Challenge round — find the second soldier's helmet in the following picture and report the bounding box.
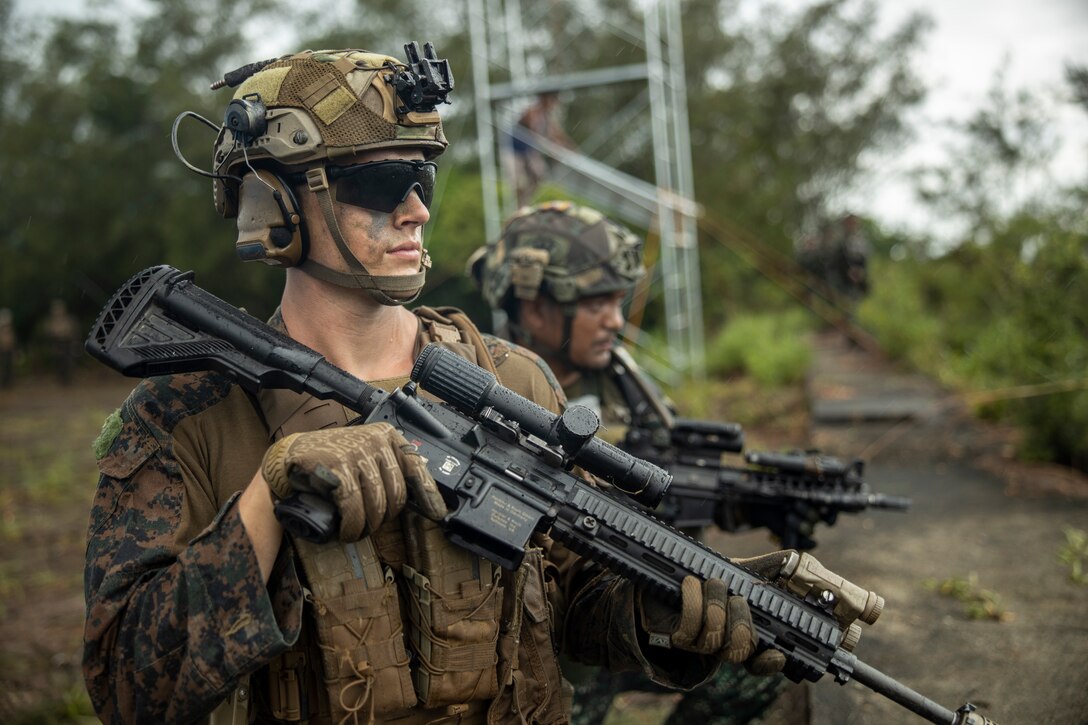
[205,45,452,304]
[469,201,645,316]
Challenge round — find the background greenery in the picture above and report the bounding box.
[1,0,1085,471]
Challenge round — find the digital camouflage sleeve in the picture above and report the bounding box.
[83,373,303,722]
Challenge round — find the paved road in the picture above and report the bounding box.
[708,332,1088,725]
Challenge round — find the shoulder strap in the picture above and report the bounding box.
[610,346,675,429]
[414,306,500,378]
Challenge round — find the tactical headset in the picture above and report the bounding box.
[222,94,308,268]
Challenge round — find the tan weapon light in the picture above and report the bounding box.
[780,551,885,628]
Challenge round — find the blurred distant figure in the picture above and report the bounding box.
[45,299,78,385]
[510,92,576,205]
[797,213,871,301]
[0,308,15,388]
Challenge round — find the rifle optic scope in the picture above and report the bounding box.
[412,344,671,508]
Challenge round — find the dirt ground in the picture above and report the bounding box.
[771,333,1088,725]
[1,334,1087,724]
[0,370,135,723]
[606,332,1088,725]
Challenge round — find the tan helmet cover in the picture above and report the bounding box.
[213,48,447,214]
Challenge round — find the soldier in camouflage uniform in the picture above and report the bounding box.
[83,48,805,724]
[469,202,790,725]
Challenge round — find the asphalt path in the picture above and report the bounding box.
[706,333,1088,725]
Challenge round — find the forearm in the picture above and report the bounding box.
[84,485,302,722]
[237,471,284,582]
[562,567,717,690]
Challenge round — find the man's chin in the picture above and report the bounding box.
[575,350,613,371]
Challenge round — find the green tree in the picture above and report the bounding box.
[862,67,1088,470]
[0,0,286,350]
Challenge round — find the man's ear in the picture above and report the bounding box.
[520,296,548,335]
[518,296,552,337]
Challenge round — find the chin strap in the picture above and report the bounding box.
[300,167,429,306]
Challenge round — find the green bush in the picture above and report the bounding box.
[861,223,1088,470]
[705,310,813,387]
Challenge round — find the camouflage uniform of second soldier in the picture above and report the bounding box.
[83,50,773,725]
[470,203,787,725]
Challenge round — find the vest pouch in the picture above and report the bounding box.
[490,548,569,725]
[294,537,417,720]
[403,512,503,708]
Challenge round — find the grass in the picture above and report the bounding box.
[1058,527,1088,585]
[923,574,1014,622]
[0,376,126,723]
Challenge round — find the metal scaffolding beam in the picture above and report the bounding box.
[468,0,705,378]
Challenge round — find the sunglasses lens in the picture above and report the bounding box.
[333,161,436,213]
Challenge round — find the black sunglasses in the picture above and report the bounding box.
[323,159,437,214]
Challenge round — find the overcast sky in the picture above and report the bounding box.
[860,0,1088,234]
[13,0,1088,237]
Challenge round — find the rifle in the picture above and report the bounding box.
[612,349,910,548]
[85,265,995,725]
[624,421,911,549]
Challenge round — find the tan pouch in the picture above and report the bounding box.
[294,537,417,719]
[489,548,569,725]
[403,512,503,708]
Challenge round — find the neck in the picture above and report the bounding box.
[280,268,419,381]
[538,349,581,389]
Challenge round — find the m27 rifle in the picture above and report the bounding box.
[85,266,996,725]
[612,349,909,548]
[624,420,911,549]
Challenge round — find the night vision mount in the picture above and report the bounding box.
[389,41,454,114]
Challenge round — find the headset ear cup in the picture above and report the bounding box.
[224,97,267,140]
[234,170,305,267]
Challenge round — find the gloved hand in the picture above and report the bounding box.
[640,550,799,675]
[261,423,448,542]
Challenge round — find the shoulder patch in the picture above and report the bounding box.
[93,409,123,461]
[95,372,236,479]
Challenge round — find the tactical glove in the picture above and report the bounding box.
[640,551,807,675]
[261,423,448,542]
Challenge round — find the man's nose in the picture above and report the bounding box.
[393,186,430,226]
[602,303,625,330]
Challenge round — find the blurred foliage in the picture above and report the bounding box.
[860,71,1088,470]
[923,574,1014,622]
[705,309,814,386]
[1058,527,1088,585]
[0,0,289,350]
[0,0,927,344]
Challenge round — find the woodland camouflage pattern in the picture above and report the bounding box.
[83,312,716,723]
[471,201,645,310]
[84,372,303,721]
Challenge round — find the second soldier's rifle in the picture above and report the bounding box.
[624,420,911,549]
[611,349,910,548]
[84,265,995,725]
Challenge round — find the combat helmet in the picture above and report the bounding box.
[205,43,452,305]
[469,201,644,319]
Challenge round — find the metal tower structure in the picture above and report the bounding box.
[467,0,705,378]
